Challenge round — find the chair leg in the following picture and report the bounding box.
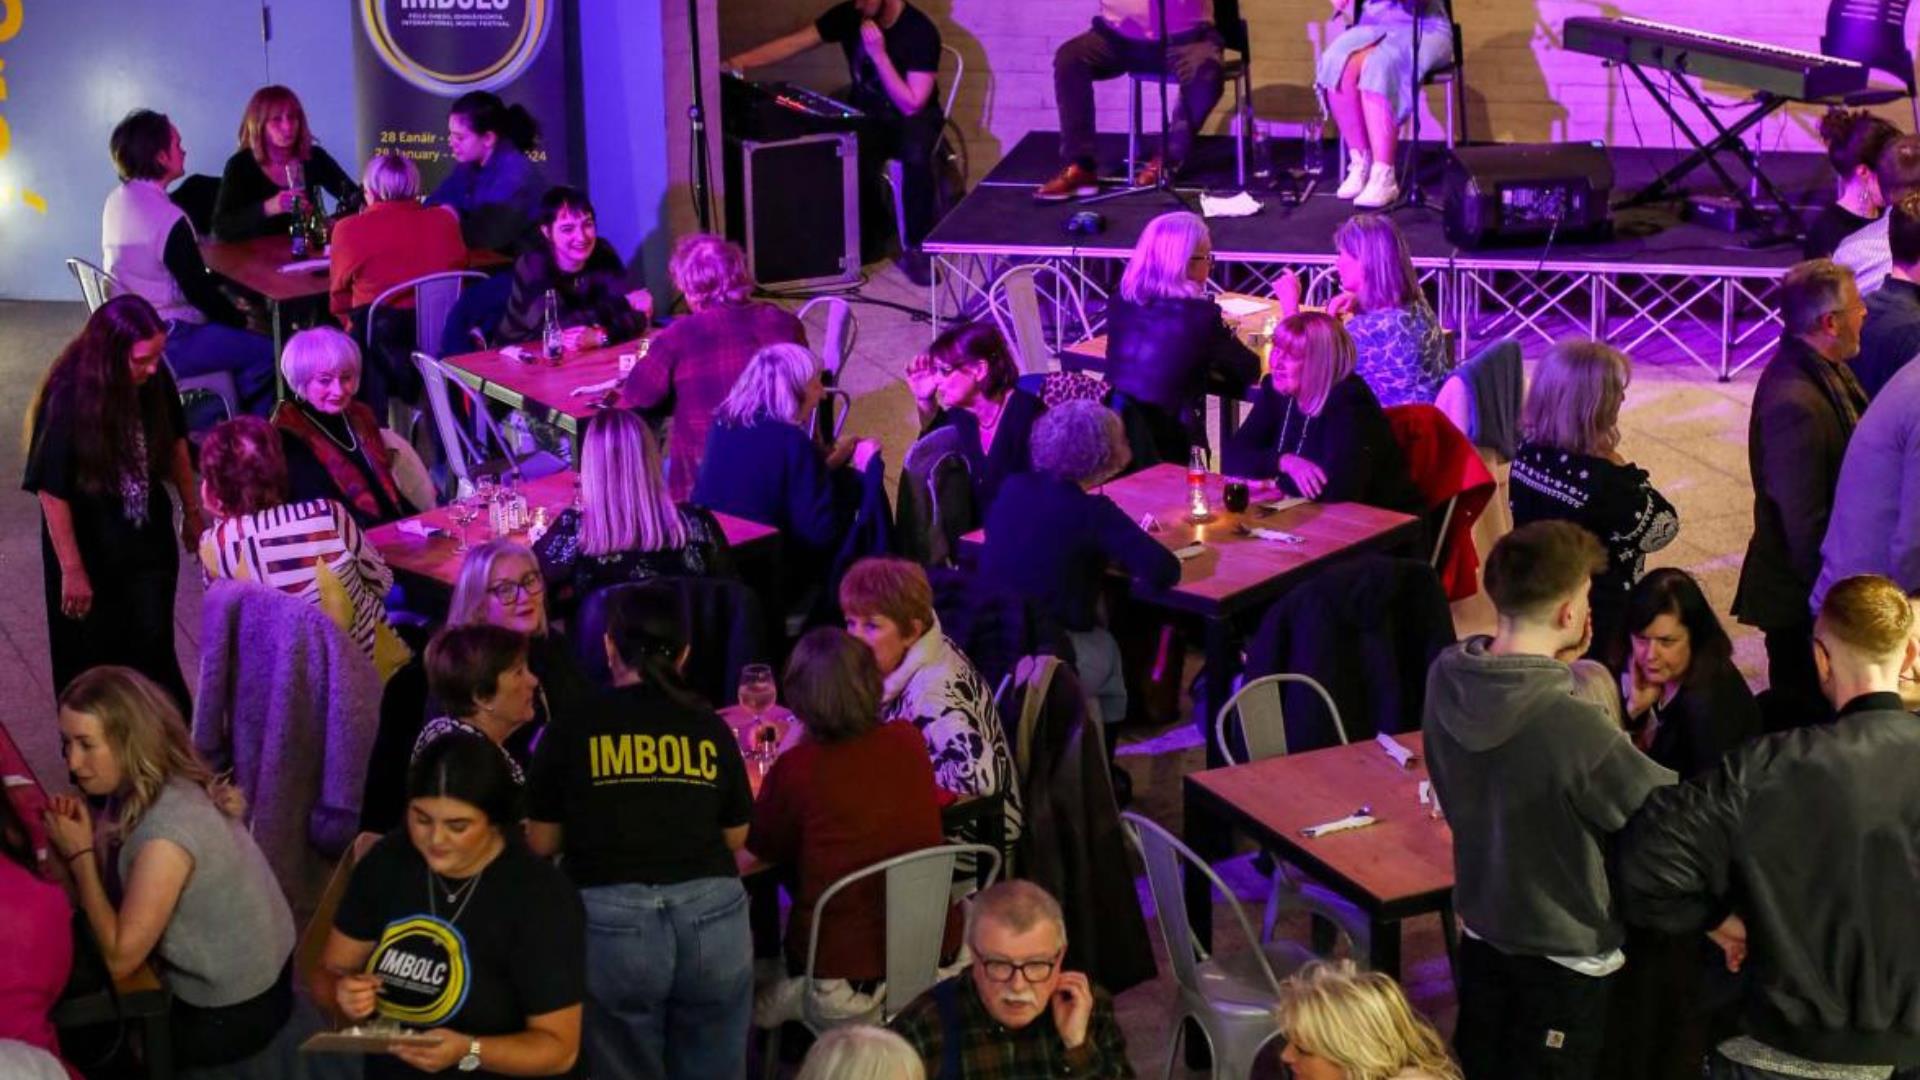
[1261,865,1284,943]
[1128,78,1142,177]
[1446,77,1457,149]
[1160,1015,1184,1080]
[1234,68,1249,188]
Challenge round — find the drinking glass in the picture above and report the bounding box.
[1223,480,1251,515]
[283,162,306,212]
[1301,118,1326,178]
[448,496,479,553]
[737,663,780,764]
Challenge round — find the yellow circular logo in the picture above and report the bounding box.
[360,0,552,96]
[366,916,470,1026]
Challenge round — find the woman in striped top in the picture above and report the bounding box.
[196,417,406,678]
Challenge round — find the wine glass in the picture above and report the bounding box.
[283,161,306,215]
[737,663,778,762]
[448,495,478,553]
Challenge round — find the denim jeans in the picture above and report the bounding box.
[1066,627,1127,727]
[164,319,277,415]
[581,876,754,1080]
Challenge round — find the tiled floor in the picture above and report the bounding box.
[0,258,1768,1073]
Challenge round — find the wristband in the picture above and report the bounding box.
[66,848,94,864]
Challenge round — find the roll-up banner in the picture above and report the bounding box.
[351,0,578,191]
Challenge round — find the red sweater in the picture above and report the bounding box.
[328,199,469,322]
[748,721,959,980]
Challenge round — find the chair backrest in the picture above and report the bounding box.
[1213,672,1347,766]
[985,265,1095,376]
[411,350,535,488]
[1823,0,1918,93]
[1213,0,1250,55]
[368,270,493,357]
[65,257,120,312]
[940,44,966,120]
[1119,812,1281,995]
[797,295,858,380]
[804,843,1003,1025]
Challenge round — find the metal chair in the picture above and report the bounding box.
[985,264,1095,376]
[1121,812,1316,1079]
[1126,7,1256,186]
[1214,675,1372,957]
[797,295,859,381]
[1820,0,1920,130]
[366,271,492,434]
[66,256,239,424]
[410,351,567,494]
[761,842,1002,1078]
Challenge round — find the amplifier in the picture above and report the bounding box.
[1442,143,1614,249]
[723,131,862,291]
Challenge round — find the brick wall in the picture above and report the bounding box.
[720,0,1910,181]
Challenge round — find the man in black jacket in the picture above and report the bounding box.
[1733,259,1869,726]
[1424,522,1676,1079]
[1620,574,1920,1077]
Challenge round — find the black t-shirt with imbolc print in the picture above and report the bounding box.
[528,682,754,889]
[333,835,585,1079]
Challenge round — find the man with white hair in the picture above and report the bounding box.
[890,880,1132,1078]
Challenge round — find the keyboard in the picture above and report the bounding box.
[1563,15,1867,101]
[721,73,866,143]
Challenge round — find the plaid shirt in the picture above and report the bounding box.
[616,301,806,499]
[890,974,1134,1079]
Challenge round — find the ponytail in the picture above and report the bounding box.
[449,91,540,153]
[604,586,708,711]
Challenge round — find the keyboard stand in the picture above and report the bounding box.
[1614,61,1801,238]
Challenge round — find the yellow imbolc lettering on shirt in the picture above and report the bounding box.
[589,734,721,781]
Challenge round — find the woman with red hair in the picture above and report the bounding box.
[212,85,360,241]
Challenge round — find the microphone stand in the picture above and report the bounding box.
[1393,0,1448,212]
[686,0,716,231]
[1081,0,1192,209]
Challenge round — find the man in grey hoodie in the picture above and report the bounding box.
[1424,521,1676,1079]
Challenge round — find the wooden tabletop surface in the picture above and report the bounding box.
[444,339,644,434]
[962,463,1420,619]
[1187,732,1454,917]
[365,469,776,586]
[200,233,508,304]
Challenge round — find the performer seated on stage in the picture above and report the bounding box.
[725,0,944,284]
[1317,0,1455,210]
[1035,0,1226,201]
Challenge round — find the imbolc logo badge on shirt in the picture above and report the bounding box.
[588,733,724,785]
[368,916,471,1026]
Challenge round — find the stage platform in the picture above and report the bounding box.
[924,132,1830,379]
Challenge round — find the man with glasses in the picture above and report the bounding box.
[1620,574,1920,1079]
[891,880,1131,1077]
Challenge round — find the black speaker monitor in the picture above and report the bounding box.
[1443,143,1614,249]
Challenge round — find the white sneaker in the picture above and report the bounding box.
[1335,152,1372,199]
[1353,162,1400,209]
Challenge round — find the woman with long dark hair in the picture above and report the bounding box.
[1612,567,1760,779]
[23,294,199,709]
[425,91,548,254]
[527,587,754,1080]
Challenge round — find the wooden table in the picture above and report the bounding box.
[443,339,640,438]
[365,469,777,587]
[1183,732,1455,977]
[961,463,1422,758]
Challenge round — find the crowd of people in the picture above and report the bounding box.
[7,13,1920,1078]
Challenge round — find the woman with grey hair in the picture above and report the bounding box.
[978,400,1180,726]
[796,1026,926,1080]
[271,326,415,527]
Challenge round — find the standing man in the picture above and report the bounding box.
[1733,259,1869,727]
[1423,521,1675,1080]
[1035,0,1226,200]
[1620,574,1920,1079]
[726,0,945,284]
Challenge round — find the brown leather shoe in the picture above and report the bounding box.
[1132,156,1174,187]
[1035,163,1099,202]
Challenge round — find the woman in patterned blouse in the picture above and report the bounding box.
[533,408,730,606]
[1509,340,1679,665]
[1276,213,1450,407]
[197,416,406,678]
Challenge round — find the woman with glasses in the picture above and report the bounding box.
[904,321,1047,518]
[1102,211,1260,466]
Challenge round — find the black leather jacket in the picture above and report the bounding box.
[1618,693,1920,1067]
[1103,295,1259,419]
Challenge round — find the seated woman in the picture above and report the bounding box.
[533,409,730,603]
[272,326,417,528]
[426,91,549,255]
[1806,109,1897,260]
[317,736,584,1080]
[0,795,76,1079]
[103,110,276,414]
[1222,311,1422,513]
[526,588,754,1080]
[44,667,317,1077]
[1276,961,1463,1080]
[415,623,541,782]
[1613,568,1760,779]
[748,628,958,1027]
[978,400,1181,728]
[1317,0,1455,209]
[212,84,360,242]
[1278,214,1449,407]
[691,344,879,571]
[496,185,651,349]
[905,321,1047,518]
[618,233,807,498]
[1509,340,1678,662]
[197,415,406,678]
[1104,211,1259,465]
[839,556,1022,839]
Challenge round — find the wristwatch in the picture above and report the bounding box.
[457,1038,482,1072]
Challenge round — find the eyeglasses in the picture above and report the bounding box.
[1189,251,1215,265]
[486,573,546,602]
[977,952,1062,983]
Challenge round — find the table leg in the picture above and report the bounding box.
[1197,616,1238,768]
[144,1008,172,1080]
[1368,916,1402,977]
[271,302,287,402]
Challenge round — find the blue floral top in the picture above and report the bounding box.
[1347,304,1450,407]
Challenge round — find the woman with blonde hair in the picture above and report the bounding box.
[1510,339,1677,660]
[1277,214,1449,407]
[212,84,360,241]
[41,666,319,1077]
[1276,961,1461,1080]
[534,408,731,598]
[1104,211,1260,464]
[796,1025,927,1080]
[619,233,807,497]
[1223,312,1419,512]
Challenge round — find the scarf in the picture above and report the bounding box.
[272,400,402,522]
